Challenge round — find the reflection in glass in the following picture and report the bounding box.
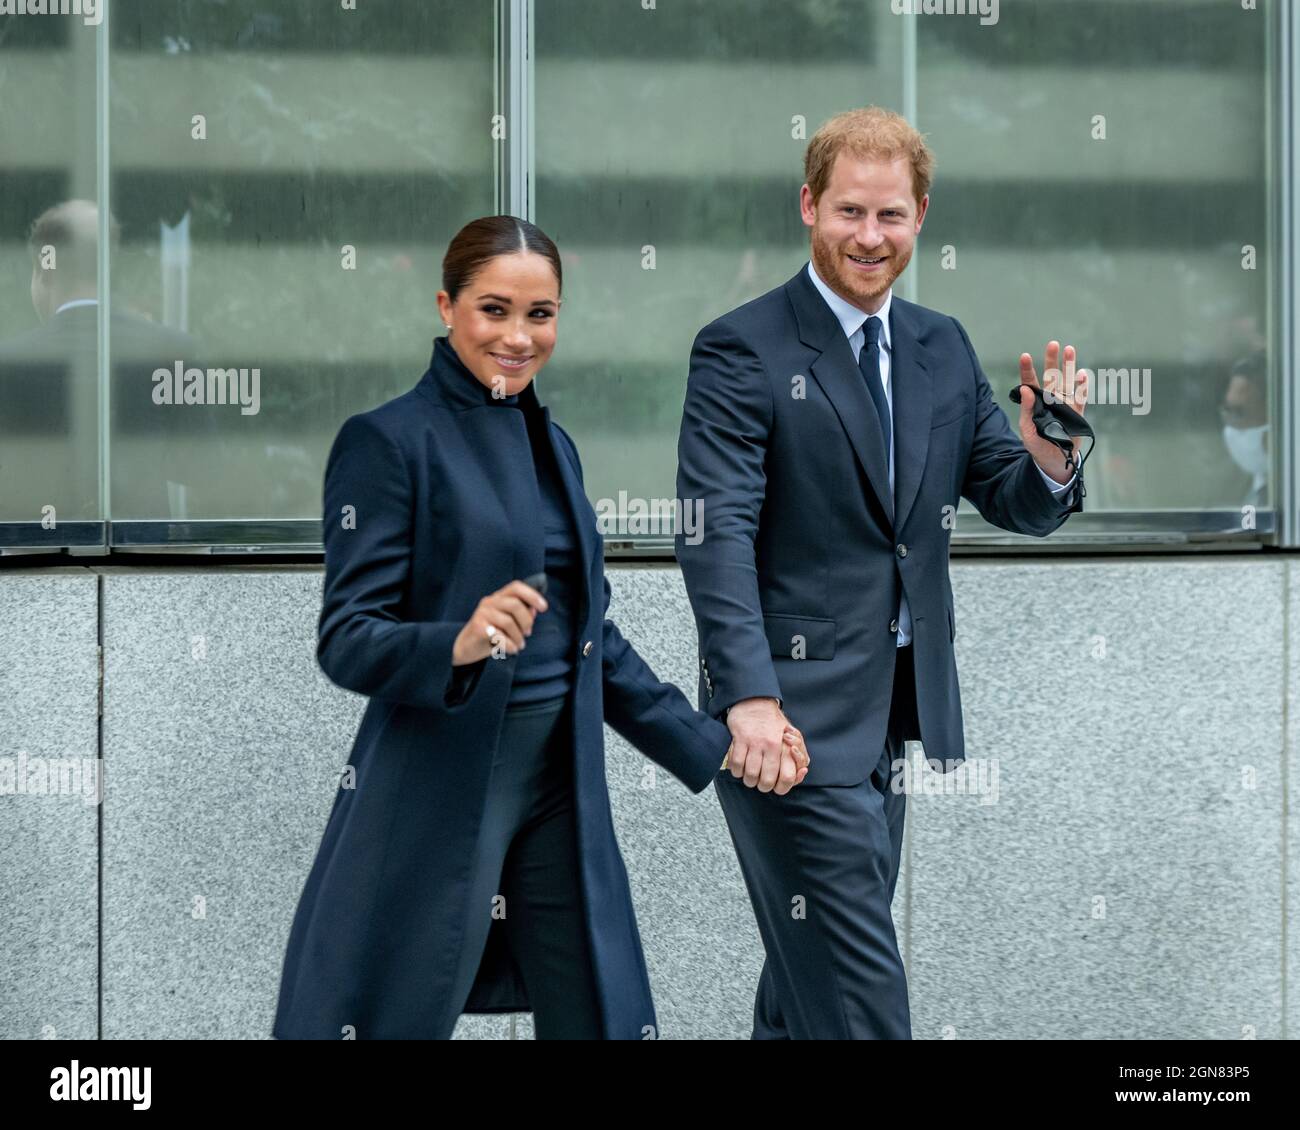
[108,0,495,520]
[0,17,101,525]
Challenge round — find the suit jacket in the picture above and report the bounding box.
[273,335,731,1039]
[675,264,1083,786]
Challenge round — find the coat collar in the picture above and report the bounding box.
[412,333,598,630]
[417,334,545,415]
[784,264,934,534]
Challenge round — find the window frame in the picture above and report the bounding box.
[0,0,1291,558]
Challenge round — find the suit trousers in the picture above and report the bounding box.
[714,643,919,1039]
[448,694,604,1038]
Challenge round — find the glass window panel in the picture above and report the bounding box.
[914,0,1273,523]
[536,0,1278,543]
[0,14,102,531]
[3,0,1282,549]
[107,0,495,523]
[535,0,905,525]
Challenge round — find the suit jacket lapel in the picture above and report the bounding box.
[789,267,894,527]
[889,298,933,534]
[787,269,937,535]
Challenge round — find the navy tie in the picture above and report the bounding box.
[858,315,891,464]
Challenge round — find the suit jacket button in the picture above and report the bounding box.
[582,640,593,657]
[889,618,899,633]
[896,543,908,557]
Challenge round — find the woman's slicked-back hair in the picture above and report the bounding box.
[442,215,562,303]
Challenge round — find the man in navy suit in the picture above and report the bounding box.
[675,106,1089,1039]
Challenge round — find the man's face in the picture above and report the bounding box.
[801,152,928,314]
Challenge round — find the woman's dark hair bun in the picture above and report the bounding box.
[442,215,562,302]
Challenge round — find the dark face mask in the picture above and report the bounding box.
[1009,384,1096,495]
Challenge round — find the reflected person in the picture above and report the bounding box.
[1219,351,1268,509]
[0,199,201,521]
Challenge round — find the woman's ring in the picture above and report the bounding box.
[485,624,498,641]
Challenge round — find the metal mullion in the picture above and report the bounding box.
[94,0,111,552]
[1278,0,1297,546]
[496,0,533,221]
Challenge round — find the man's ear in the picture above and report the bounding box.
[799,183,817,227]
[914,193,929,232]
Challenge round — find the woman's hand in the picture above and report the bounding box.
[452,580,549,665]
[722,703,810,794]
[781,724,811,793]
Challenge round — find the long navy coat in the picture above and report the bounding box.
[273,336,731,1040]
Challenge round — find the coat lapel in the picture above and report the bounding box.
[466,407,546,587]
[889,297,933,534]
[418,337,547,590]
[418,337,598,632]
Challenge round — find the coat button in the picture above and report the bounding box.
[582,640,593,657]
[896,543,908,557]
[889,618,899,633]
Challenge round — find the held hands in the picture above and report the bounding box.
[724,697,810,796]
[1017,341,1090,484]
[452,580,548,665]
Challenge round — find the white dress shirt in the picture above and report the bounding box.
[804,260,1074,647]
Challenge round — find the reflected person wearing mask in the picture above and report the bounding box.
[1219,352,1268,509]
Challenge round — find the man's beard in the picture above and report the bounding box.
[811,229,911,309]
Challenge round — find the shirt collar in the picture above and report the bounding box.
[805,259,892,350]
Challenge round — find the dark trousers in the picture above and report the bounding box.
[448,696,603,1039]
[714,643,919,1039]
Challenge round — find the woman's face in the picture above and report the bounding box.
[436,251,560,397]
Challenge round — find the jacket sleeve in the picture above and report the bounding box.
[952,316,1083,537]
[317,413,487,711]
[674,319,783,719]
[552,424,731,794]
[599,576,733,794]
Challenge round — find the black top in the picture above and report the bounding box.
[507,405,581,706]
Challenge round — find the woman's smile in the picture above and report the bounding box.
[489,352,534,370]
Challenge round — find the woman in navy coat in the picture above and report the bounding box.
[273,215,808,1040]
